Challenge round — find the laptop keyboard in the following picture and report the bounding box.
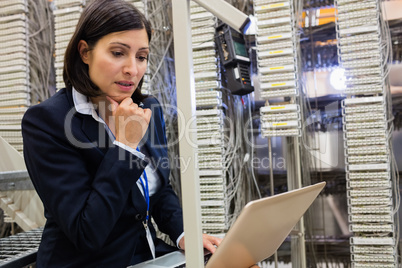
[174,253,212,268]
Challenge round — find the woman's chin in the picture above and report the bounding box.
[109,95,131,104]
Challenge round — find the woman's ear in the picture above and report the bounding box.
[78,40,90,64]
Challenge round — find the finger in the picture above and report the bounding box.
[203,235,221,253]
[204,234,222,246]
[143,108,152,122]
[106,96,118,114]
[120,97,134,107]
[210,235,222,245]
[213,237,222,246]
[203,241,217,254]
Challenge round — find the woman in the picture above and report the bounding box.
[22,0,220,266]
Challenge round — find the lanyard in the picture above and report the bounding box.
[137,147,156,259]
[137,146,150,227]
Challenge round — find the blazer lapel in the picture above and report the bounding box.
[131,182,148,214]
[65,87,111,155]
[80,115,112,155]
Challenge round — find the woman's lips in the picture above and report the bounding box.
[115,81,134,91]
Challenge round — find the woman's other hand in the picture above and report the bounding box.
[178,234,222,253]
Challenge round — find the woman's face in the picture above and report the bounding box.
[79,29,149,103]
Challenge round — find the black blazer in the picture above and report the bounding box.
[22,88,183,267]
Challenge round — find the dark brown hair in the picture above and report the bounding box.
[63,0,151,102]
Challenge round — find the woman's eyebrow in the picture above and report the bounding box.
[110,42,149,51]
[110,42,130,49]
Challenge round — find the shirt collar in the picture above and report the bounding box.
[72,87,103,124]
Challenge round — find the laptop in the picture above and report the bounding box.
[129,182,326,268]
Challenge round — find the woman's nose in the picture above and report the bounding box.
[123,57,138,77]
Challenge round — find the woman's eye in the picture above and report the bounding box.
[112,51,124,57]
[137,56,148,62]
